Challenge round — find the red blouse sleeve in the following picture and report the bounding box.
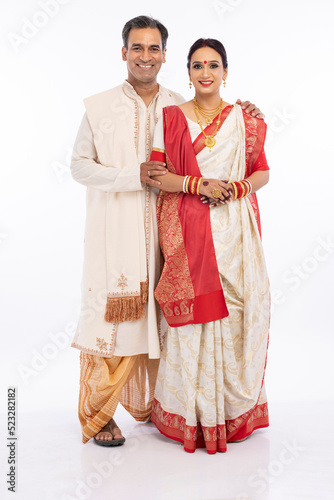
[150,149,166,162]
[252,145,269,172]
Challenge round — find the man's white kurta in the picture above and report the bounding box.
[71,81,184,358]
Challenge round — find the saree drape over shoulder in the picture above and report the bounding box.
[150,104,270,453]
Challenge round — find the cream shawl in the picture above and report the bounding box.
[71,82,184,357]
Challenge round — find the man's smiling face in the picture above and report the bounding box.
[122,27,166,86]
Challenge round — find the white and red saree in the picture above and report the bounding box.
[150,104,270,453]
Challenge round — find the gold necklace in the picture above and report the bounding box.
[193,98,223,125]
[193,99,224,149]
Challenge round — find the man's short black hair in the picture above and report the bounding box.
[122,15,168,50]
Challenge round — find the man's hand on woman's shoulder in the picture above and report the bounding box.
[236,99,265,119]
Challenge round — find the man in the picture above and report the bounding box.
[71,15,263,446]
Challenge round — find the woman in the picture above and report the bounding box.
[149,38,270,454]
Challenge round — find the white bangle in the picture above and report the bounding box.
[183,175,189,193]
[244,179,252,194]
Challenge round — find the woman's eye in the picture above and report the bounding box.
[210,64,218,69]
[193,64,202,69]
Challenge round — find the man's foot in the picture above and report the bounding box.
[93,418,125,447]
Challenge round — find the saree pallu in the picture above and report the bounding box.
[151,104,270,453]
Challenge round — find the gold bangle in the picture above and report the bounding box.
[197,177,202,195]
[190,176,197,195]
[231,182,237,199]
[243,179,251,196]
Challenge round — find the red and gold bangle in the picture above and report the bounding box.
[190,176,197,195]
[231,180,251,199]
[237,182,244,198]
[185,176,203,195]
[192,177,200,195]
[241,181,247,197]
[235,182,240,198]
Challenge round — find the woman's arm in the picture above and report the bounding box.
[245,170,269,193]
[150,171,184,192]
[151,171,232,200]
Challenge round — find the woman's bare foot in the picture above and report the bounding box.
[93,418,125,446]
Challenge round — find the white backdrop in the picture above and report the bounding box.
[1,0,333,423]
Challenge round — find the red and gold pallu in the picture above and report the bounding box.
[150,105,270,453]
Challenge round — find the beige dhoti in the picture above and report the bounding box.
[79,353,159,443]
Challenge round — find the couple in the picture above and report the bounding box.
[71,15,270,454]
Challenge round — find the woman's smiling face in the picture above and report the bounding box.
[189,47,228,95]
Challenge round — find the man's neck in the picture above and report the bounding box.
[127,79,159,107]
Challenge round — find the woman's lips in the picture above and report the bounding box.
[199,81,213,86]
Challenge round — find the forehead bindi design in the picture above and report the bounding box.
[192,60,221,65]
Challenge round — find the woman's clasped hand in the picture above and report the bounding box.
[199,178,233,206]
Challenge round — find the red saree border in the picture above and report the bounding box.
[151,399,269,454]
[243,111,267,237]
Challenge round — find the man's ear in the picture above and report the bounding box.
[162,48,167,63]
[121,46,127,61]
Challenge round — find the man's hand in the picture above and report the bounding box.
[236,99,265,119]
[140,161,167,187]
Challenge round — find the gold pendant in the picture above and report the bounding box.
[206,118,213,125]
[204,136,216,148]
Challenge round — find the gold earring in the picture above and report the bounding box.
[223,79,226,88]
[189,80,192,89]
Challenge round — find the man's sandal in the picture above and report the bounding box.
[93,418,126,447]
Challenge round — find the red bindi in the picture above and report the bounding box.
[204,60,207,64]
